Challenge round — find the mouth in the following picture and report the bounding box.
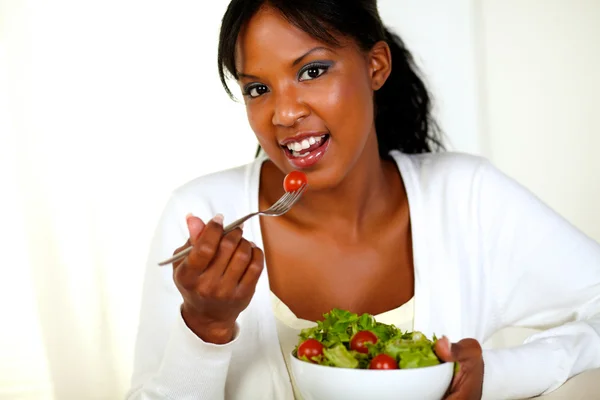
[282,134,329,157]
[280,133,331,169]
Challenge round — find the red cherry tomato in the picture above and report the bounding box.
[283,171,308,192]
[350,330,378,354]
[297,339,324,362]
[369,354,399,370]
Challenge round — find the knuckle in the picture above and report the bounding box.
[220,235,240,253]
[234,287,253,301]
[232,240,252,263]
[251,248,265,267]
[214,287,232,301]
[196,242,216,258]
[237,283,258,300]
[196,280,216,298]
[248,259,264,275]
[174,271,196,293]
[233,247,252,264]
[252,247,265,262]
[454,338,483,359]
[460,338,481,349]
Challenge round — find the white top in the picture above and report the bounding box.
[270,292,415,400]
[126,151,600,400]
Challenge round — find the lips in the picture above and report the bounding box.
[281,133,331,169]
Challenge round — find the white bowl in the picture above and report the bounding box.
[290,353,453,400]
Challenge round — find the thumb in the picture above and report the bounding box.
[186,213,206,244]
[434,336,454,363]
[435,337,482,363]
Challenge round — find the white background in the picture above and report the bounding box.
[1,0,598,398]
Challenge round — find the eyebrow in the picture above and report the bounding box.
[292,46,334,66]
[237,46,336,80]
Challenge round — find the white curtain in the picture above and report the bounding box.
[0,1,256,398]
[1,0,598,399]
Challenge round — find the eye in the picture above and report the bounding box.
[299,63,331,82]
[245,84,269,98]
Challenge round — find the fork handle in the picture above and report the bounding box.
[222,212,258,235]
[158,246,193,266]
[157,212,258,266]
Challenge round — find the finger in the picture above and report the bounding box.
[439,338,484,400]
[237,245,264,297]
[219,238,253,293]
[451,338,482,362]
[186,213,206,245]
[435,337,482,363]
[203,227,244,280]
[173,257,198,293]
[170,214,206,269]
[434,336,454,362]
[172,238,191,269]
[434,337,463,396]
[444,375,483,400]
[187,214,224,272]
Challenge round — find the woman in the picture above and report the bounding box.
[127,0,600,399]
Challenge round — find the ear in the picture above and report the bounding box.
[368,41,392,91]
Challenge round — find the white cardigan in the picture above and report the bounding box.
[127,151,600,400]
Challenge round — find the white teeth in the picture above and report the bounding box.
[285,135,327,155]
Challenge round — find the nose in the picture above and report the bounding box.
[271,86,310,127]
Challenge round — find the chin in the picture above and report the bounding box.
[264,143,349,190]
[297,165,348,193]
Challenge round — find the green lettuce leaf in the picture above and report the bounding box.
[323,344,360,369]
[294,308,442,370]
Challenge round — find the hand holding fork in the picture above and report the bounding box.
[159,183,308,345]
[158,183,307,266]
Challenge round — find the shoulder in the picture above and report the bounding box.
[395,150,554,237]
[395,150,488,175]
[392,151,491,196]
[396,151,538,205]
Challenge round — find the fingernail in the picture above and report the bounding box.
[239,222,245,230]
[250,241,257,248]
[212,214,224,225]
[185,213,194,230]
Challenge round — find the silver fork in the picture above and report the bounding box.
[157,183,308,266]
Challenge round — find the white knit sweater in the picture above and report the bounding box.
[127,151,600,400]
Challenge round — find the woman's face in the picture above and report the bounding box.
[235,6,391,189]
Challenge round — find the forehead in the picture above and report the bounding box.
[235,6,336,73]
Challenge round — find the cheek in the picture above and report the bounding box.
[246,102,275,147]
[316,72,374,138]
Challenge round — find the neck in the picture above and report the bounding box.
[268,135,405,235]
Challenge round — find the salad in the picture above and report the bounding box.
[293,308,443,370]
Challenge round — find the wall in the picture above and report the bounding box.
[481,0,600,242]
[480,0,600,352]
[379,0,484,155]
